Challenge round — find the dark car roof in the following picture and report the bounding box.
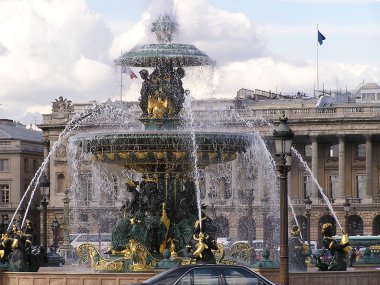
[143,264,274,285]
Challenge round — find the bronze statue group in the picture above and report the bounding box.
[289,222,350,272]
[0,219,47,272]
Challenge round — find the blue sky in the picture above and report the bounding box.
[0,0,379,124]
[85,0,380,65]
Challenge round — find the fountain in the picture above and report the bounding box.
[68,15,257,272]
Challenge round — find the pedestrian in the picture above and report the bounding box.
[349,248,357,267]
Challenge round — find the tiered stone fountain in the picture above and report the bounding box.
[74,15,253,272]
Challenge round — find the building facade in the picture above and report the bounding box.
[0,119,43,242]
[38,84,380,248]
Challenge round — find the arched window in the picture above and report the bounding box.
[372,215,380,235]
[347,215,363,236]
[238,216,256,241]
[56,173,65,193]
[214,216,229,238]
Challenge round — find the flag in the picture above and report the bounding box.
[121,66,138,79]
[318,30,326,45]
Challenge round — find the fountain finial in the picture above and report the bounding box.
[151,15,178,43]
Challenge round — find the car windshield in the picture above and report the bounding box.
[143,267,188,284]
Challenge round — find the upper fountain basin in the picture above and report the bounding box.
[115,43,215,67]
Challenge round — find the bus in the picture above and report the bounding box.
[334,235,380,248]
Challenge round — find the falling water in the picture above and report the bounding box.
[288,195,302,240]
[292,147,343,231]
[183,96,203,230]
[11,101,137,230]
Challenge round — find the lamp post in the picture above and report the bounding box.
[304,196,312,245]
[273,112,294,285]
[51,218,60,252]
[343,198,351,234]
[40,173,50,256]
[247,189,256,265]
[261,196,269,250]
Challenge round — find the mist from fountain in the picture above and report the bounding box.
[292,148,343,232]
[9,102,131,231]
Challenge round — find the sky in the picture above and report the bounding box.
[0,0,379,125]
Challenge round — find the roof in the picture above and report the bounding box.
[361,83,380,90]
[0,125,42,142]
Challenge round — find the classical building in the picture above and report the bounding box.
[0,119,43,241]
[38,84,380,248]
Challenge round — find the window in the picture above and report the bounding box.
[303,175,312,198]
[356,144,366,157]
[57,174,65,193]
[222,267,260,285]
[80,214,88,222]
[0,159,9,171]
[328,175,338,199]
[33,160,38,173]
[222,177,232,199]
[24,158,29,173]
[189,268,219,285]
[329,144,338,158]
[305,144,312,157]
[0,184,10,203]
[79,173,92,203]
[356,175,366,198]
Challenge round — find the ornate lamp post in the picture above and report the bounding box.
[261,196,269,249]
[51,218,60,252]
[304,196,312,245]
[40,173,50,255]
[343,198,351,234]
[273,113,294,285]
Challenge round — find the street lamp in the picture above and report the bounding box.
[40,173,50,256]
[51,218,60,252]
[343,198,351,234]
[273,112,294,285]
[261,196,269,250]
[304,196,312,245]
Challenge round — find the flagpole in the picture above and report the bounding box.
[120,51,123,102]
[317,24,319,97]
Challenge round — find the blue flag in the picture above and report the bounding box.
[318,30,326,45]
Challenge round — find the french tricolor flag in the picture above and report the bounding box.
[121,66,138,79]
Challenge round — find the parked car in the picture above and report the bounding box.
[216,237,231,248]
[130,264,275,285]
[47,251,66,267]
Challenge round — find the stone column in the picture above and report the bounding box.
[364,135,373,202]
[311,136,319,200]
[338,135,346,201]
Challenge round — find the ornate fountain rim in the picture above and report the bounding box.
[115,43,215,67]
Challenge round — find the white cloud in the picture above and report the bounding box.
[0,0,379,125]
[213,58,380,97]
[0,0,115,124]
